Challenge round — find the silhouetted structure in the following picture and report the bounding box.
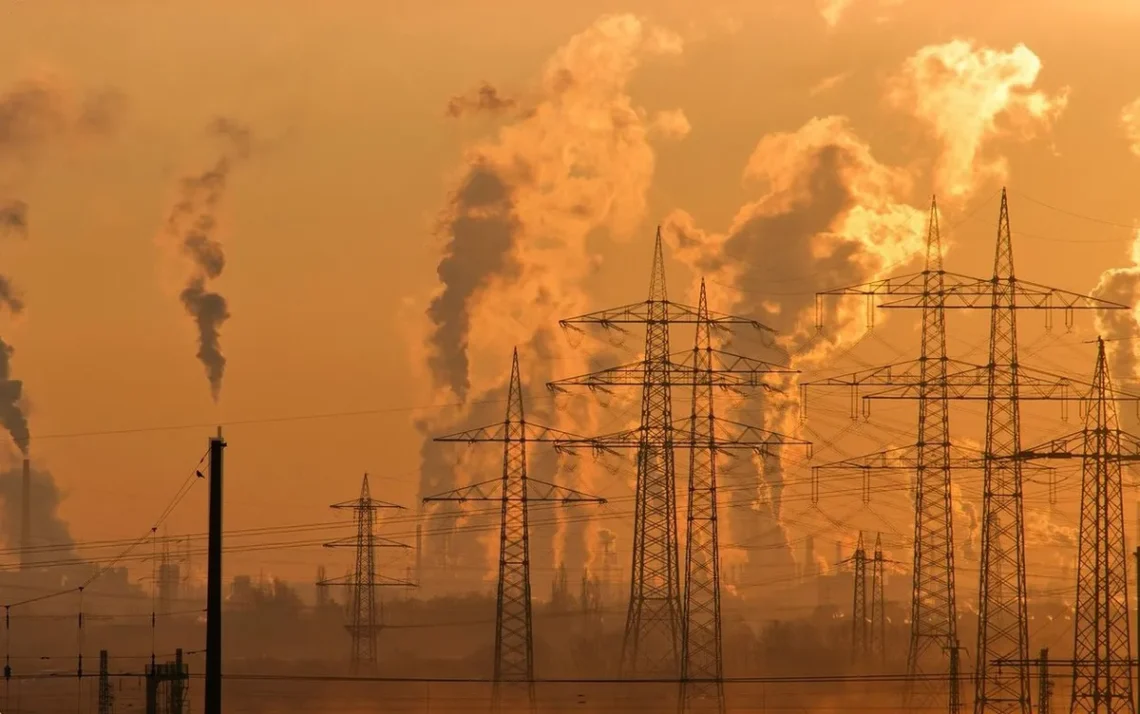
[321,474,411,672]
[427,348,604,711]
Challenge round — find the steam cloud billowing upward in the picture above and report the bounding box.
[0,461,72,557]
[1092,233,1140,381]
[446,83,517,119]
[662,38,1066,585]
[165,118,252,402]
[888,39,1068,199]
[418,14,688,590]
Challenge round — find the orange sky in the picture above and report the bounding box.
[1,0,1140,596]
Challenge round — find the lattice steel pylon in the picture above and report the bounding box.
[803,190,1132,713]
[321,475,412,672]
[852,532,869,662]
[550,232,790,678]
[871,533,886,666]
[973,187,1031,714]
[1013,338,1139,714]
[426,348,605,712]
[680,280,725,713]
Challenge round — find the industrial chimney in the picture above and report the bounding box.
[19,457,29,571]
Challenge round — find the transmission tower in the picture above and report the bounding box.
[549,233,795,678]
[805,191,1130,713]
[1013,339,1140,713]
[679,280,727,713]
[852,532,868,662]
[320,475,412,672]
[98,649,112,714]
[1039,649,1053,714]
[871,533,886,666]
[425,348,605,712]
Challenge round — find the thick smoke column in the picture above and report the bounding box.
[418,14,688,591]
[0,339,28,456]
[164,118,251,402]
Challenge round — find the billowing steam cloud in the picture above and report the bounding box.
[425,13,687,402]
[164,118,252,402]
[663,115,928,583]
[1092,232,1140,381]
[418,14,688,592]
[888,39,1068,199]
[446,83,517,119]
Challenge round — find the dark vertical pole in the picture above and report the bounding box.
[19,458,29,571]
[205,428,225,714]
[1135,546,1139,714]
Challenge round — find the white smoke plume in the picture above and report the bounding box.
[1092,232,1140,381]
[163,118,252,402]
[888,39,1069,200]
[663,114,929,589]
[417,14,688,590]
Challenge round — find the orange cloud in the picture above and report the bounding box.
[1120,98,1140,158]
[888,39,1069,199]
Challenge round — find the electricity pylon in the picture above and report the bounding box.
[871,533,886,666]
[320,474,412,672]
[805,191,1130,713]
[426,348,605,712]
[549,233,792,678]
[1012,338,1140,714]
[852,532,868,662]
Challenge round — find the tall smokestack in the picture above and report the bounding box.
[204,427,225,714]
[19,457,28,571]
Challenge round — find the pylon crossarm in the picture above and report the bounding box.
[323,536,410,549]
[877,274,1130,312]
[811,443,1055,474]
[524,478,607,504]
[559,300,776,334]
[422,479,503,502]
[547,356,787,393]
[1010,428,1140,461]
[433,422,587,444]
[330,498,405,510]
[319,574,416,588]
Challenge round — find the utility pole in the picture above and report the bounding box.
[805,191,1129,713]
[321,475,412,673]
[548,233,791,678]
[426,348,605,712]
[204,427,225,714]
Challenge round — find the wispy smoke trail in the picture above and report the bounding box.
[418,14,688,591]
[165,118,251,402]
[0,78,124,235]
[446,83,517,119]
[888,39,1068,200]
